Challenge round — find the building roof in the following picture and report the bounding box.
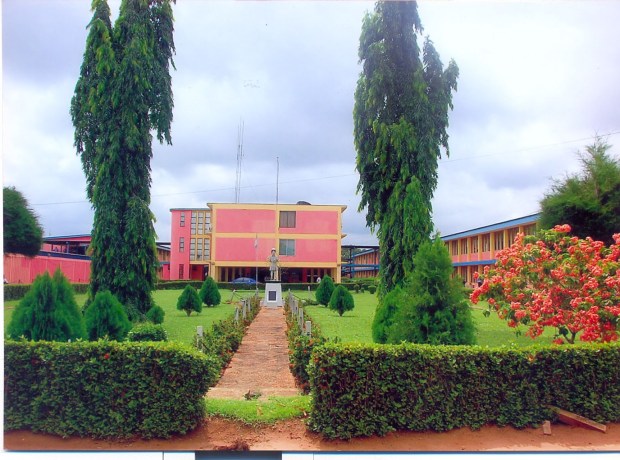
[441,213,540,242]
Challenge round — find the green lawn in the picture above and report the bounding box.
[3,288,252,346]
[298,291,558,348]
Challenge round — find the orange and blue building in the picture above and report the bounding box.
[170,202,347,283]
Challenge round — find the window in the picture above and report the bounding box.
[279,239,295,256]
[279,211,296,228]
[460,239,468,255]
[191,213,197,235]
[179,264,184,279]
[494,231,504,251]
[197,212,204,235]
[451,241,458,256]
[471,237,479,254]
[180,212,185,227]
[508,227,519,244]
[190,238,196,260]
[204,238,211,258]
[197,238,203,260]
[179,237,185,252]
[482,234,491,252]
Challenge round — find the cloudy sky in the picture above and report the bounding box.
[3,0,619,247]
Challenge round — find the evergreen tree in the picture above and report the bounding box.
[199,276,221,307]
[3,186,43,257]
[145,304,165,324]
[354,1,458,295]
[371,286,405,343]
[328,285,355,317]
[315,275,335,306]
[84,290,132,341]
[540,138,620,245]
[71,0,175,320]
[177,285,202,316]
[386,238,476,345]
[7,271,85,341]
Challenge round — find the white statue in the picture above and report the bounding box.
[268,248,279,281]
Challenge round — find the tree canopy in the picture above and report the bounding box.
[539,138,620,245]
[353,0,458,295]
[3,186,43,257]
[71,0,175,319]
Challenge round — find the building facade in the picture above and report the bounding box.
[441,213,539,287]
[170,202,347,283]
[4,234,171,284]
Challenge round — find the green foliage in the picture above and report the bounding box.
[540,138,620,245]
[84,290,132,341]
[193,295,261,372]
[307,342,620,439]
[368,285,377,294]
[315,275,335,306]
[127,323,168,342]
[3,186,43,257]
[7,271,85,342]
[328,285,355,317]
[177,285,202,316]
[71,0,176,319]
[199,276,221,307]
[354,1,458,295]
[4,340,219,438]
[387,238,476,345]
[145,304,165,324]
[371,286,405,344]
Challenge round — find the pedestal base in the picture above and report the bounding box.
[262,282,283,308]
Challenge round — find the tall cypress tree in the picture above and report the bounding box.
[71,0,175,319]
[354,1,458,295]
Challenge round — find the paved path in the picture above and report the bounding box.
[207,306,299,400]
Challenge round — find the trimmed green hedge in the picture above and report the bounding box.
[4,340,219,439]
[307,342,620,439]
[4,283,89,301]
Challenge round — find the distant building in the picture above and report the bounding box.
[442,213,539,287]
[340,214,540,283]
[3,234,171,284]
[343,245,380,279]
[170,202,347,283]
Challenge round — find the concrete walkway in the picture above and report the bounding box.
[207,306,299,400]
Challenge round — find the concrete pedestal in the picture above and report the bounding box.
[263,282,283,307]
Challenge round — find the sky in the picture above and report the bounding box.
[2,0,620,247]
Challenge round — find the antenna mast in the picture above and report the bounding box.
[235,119,244,203]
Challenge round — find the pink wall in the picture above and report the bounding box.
[4,254,91,284]
[285,239,338,263]
[215,237,276,262]
[279,210,339,235]
[215,209,276,233]
[170,209,191,279]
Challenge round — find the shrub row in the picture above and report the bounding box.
[194,294,261,374]
[4,340,220,439]
[4,283,89,301]
[307,342,620,439]
[284,295,328,393]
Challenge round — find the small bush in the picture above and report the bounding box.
[199,276,221,307]
[128,323,168,342]
[315,275,335,306]
[371,286,405,344]
[177,284,202,316]
[84,290,132,341]
[328,285,355,316]
[368,285,377,294]
[146,304,165,324]
[7,270,85,341]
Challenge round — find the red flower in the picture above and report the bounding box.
[103,353,110,360]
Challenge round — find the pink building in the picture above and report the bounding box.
[4,234,171,284]
[170,202,347,283]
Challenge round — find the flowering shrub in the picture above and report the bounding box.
[471,225,620,344]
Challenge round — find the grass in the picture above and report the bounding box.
[3,288,256,345]
[297,291,559,348]
[205,395,310,425]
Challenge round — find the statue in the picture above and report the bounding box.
[268,248,279,281]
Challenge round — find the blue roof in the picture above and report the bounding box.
[441,213,540,242]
